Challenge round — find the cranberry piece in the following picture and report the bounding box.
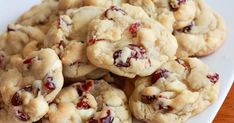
[22,85,33,92]
[177,22,194,33]
[44,77,56,91]
[128,44,147,59]
[141,95,157,104]
[129,22,141,37]
[76,85,83,96]
[152,69,169,84]
[77,98,90,109]
[23,57,35,65]
[11,92,23,106]
[207,73,219,84]
[169,0,186,11]
[88,38,105,45]
[88,118,98,123]
[158,103,173,114]
[113,50,131,67]
[100,110,114,123]
[113,44,148,67]
[82,80,94,92]
[16,110,30,121]
[0,53,6,69]
[104,6,127,18]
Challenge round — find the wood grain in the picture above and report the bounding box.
[213,84,234,123]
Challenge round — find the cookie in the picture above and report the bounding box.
[129,58,219,123]
[0,49,63,122]
[42,80,132,123]
[17,0,59,33]
[44,6,108,81]
[0,24,45,55]
[129,0,226,57]
[86,4,178,78]
[174,0,226,57]
[58,0,126,10]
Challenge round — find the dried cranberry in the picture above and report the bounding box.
[88,38,105,45]
[88,118,98,123]
[169,0,186,11]
[100,110,114,123]
[129,22,141,37]
[82,80,94,92]
[141,95,157,104]
[23,57,35,65]
[177,22,194,33]
[77,98,90,109]
[158,103,173,114]
[16,110,30,121]
[22,85,33,92]
[104,6,127,18]
[113,50,131,67]
[113,44,148,67]
[0,53,6,69]
[44,77,56,91]
[207,73,219,84]
[76,85,83,96]
[11,92,23,106]
[152,69,169,84]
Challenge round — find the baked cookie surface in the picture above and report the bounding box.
[0,49,63,122]
[42,80,132,123]
[129,0,226,57]
[129,58,219,123]
[86,4,178,78]
[44,6,108,81]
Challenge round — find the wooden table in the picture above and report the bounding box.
[213,84,234,123]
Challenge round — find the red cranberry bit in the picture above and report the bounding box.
[158,102,173,114]
[16,110,30,121]
[113,50,131,67]
[169,0,186,11]
[88,118,98,123]
[88,38,105,45]
[128,44,148,59]
[76,85,84,96]
[177,22,194,33]
[152,69,169,84]
[129,22,141,37]
[77,98,90,109]
[113,44,148,67]
[11,92,23,106]
[104,6,127,18]
[100,110,114,123]
[44,77,56,91]
[207,73,219,84]
[0,53,6,69]
[141,95,157,104]
[23,57,35,66]
[82,80,94,92]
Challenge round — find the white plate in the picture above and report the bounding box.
[0,0,234,123]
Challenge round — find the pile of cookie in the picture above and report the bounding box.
[0,0,226,123]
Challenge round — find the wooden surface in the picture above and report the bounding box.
[213,84,234,123]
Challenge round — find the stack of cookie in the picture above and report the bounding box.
[0,0,226,123]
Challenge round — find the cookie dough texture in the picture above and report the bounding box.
[86,4,178,78]
[58,0,126,10]
[0,49,63,122]
[129,58,219,123]
[129,0,227,57]
[44,6,108,81]
[42,80,132,123]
